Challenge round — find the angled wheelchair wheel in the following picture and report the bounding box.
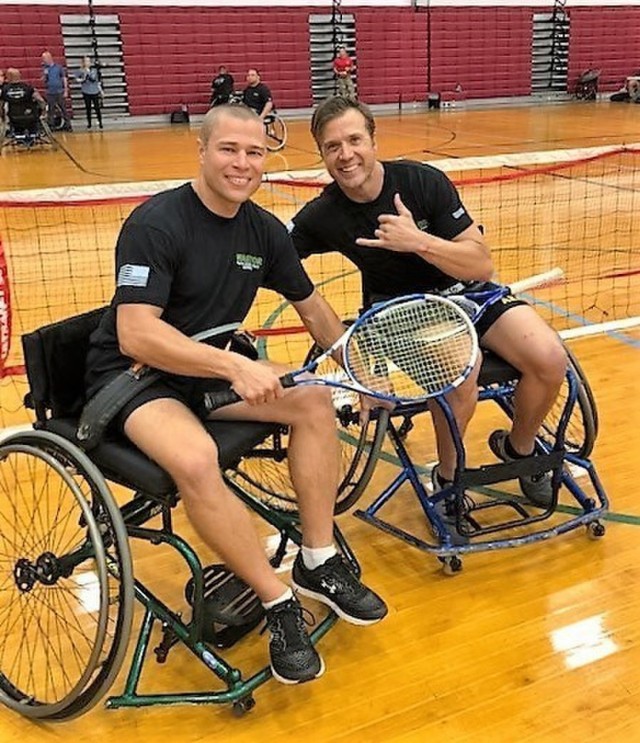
[226,408,387,516]
[265,115,287,152]
[0,430,133,720]
[538,344,598,459]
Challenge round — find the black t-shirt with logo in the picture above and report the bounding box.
[242,83,273,114]
[1,81,37,118]
[86,183,313,392]
[290,160,474,302]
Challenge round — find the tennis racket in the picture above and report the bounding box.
[205,293,480,412]
[441,268,564,324]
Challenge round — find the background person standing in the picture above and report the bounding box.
[41,50,72,131]
[333,47,356,100]
[76,56,103,129]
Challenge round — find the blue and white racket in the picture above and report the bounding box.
[205,293,480,411]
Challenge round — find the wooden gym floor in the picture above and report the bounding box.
[0,101,639,742]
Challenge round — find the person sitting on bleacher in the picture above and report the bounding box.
[1,68,46,135]
[241,68,273,120]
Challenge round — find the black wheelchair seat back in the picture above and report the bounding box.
[21,307,280,497]
[22,306,107,421]
[8,106,41,133]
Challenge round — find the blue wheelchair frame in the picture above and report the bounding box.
[353,352,609,573]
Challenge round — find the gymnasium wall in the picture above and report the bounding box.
[1,3,639,116]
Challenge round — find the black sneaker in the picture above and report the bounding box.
[429,466,470,547]
[264,598,324,685]
[291,553,388,626]
[488,429,553,508]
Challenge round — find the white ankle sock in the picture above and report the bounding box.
[301,545,337,571]
[262,586,293,610]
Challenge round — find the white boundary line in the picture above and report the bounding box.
[559,316,640,341]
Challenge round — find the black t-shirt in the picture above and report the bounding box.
[212,72,234,98]
[290,160,474,301]
[242,83,273,114]
[86,183,314,391]
[1,81,37,118]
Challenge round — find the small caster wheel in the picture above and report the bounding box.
[440,555,463,575]
[233,695,256,717]
[587,521,605,540]
[153,647,168,664]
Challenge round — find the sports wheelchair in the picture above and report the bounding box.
[262,113,287,152]
[0,307,384,720]
[304,326,609,575]
[574,68,601,101]
[0,104,57,150]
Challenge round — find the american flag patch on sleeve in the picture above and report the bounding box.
[117,264,150,288]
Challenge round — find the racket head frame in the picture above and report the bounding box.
[340,293,480,403]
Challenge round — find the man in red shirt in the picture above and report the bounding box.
[333,47,356,100]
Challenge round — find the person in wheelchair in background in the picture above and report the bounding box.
[210,64,235,107]
[84,104,387,687]
[241,67,274,121]
[0,68,47,143]
[289,96,568,514]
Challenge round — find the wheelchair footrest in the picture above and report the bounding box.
[458,450,564,489]
[185,564,265,649]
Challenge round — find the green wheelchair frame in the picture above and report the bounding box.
[0,308,386,720]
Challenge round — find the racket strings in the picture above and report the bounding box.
[346,298,476,400]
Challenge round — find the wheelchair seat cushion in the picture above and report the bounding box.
[478,351,520,386]
[44,417,280,499]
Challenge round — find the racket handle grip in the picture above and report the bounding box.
[204,388,242,412]
[205,374,297,410]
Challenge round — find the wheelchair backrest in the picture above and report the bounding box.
[21,307,108,421]
[4,90,39,126]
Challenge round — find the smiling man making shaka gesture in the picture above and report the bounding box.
[289,97,567,524]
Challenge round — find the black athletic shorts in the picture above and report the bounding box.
[111,375,231,434]
[365,290,528,340]
[88,332,257,435]
[474,292,528,339]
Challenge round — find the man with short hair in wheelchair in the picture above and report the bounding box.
[84,104,387,686]
[1,68,46,139]
[242,67,274,121]
[290,97,568,519]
